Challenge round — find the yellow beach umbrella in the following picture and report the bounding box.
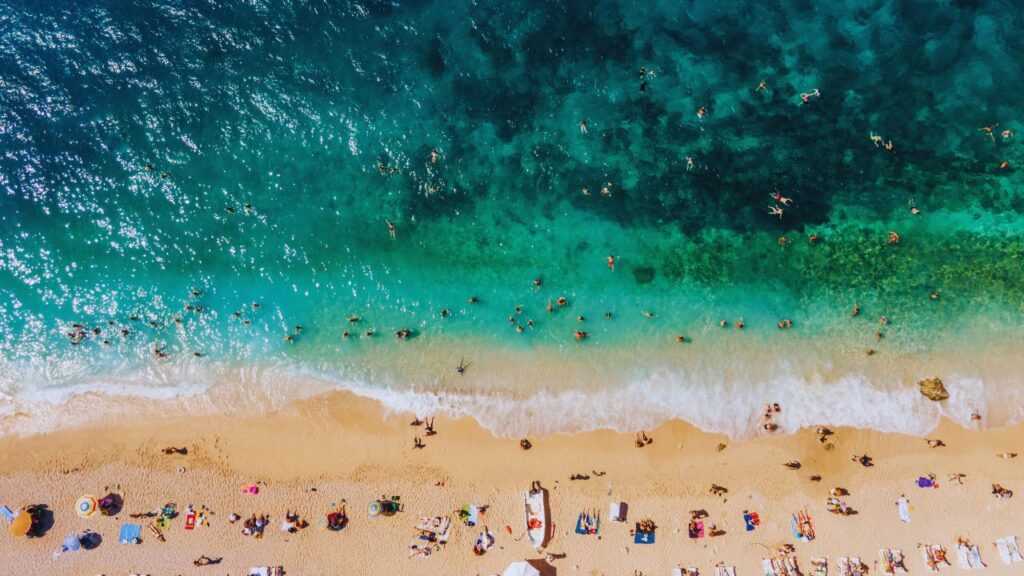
[8,511,31,536]
[75,495,98,518]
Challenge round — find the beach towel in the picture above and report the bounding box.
[896,497,911,523]
[575,513,590,535]
[763,558,779,576]
[745,513,756,531]
[185,510,197,530]
[610,502,626,522]
[1007,536,1024,562]
[968,545,985,568]
[119,524,142,544]
[791,516,806,541]
[916,477,936,488]
[1,506,14,523]
[689,520,704,539]
[716,566,736,576]
[468,505,479,526]
[634,529,655,544]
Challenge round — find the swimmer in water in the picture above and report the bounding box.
[582,186,591,196]
[1001,129,1013,140]
[686,155,695,172]
[771,192,793,206]
[887,231,900,245]
[909,200,921,215]
[870,132,883,147]
[607,255,616,271]
[641,310,656,319]
[557,297,568,307]
[579,120,588,134]
[756,79,767,93]
[430,149,439,164]
[979,124,998,142]
[697,107,707,119]
[851,305,860,317]
[601,182,613,196]
[769,205,784,219]
[573,330,588,341]
[386,219,396,240]
[800,88,820,104]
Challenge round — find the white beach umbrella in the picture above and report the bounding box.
[503,561,541,576]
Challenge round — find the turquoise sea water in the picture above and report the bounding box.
[2,0,1024,437]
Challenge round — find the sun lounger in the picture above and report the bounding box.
[968,545,986,568]
[784,556,801,576]
[891,550,907,572]
[1,506,14,523]
[837,557,852,576]
[715,566,736,576]
[248,568,283,576]
[811,558,827,576]
[1006,536,1024,562]
[610,502,626,522]
[880,550,894,575]
[850,558,865,576]
[763,559,780,576]
[996,539,1012,565]
[956,544,971,569]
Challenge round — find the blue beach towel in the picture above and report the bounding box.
[575,513,588,535]
[634,530,655,544]
[744,513,755,531]
[119,523,142,543]
[1,506,14,522]
[468,505,479,527]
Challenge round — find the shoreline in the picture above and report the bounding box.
[2,391,1022,575]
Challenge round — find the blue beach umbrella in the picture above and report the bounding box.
[62,533,81,553]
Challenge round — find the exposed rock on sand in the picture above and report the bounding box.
[919,377,948,401]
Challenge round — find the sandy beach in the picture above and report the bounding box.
[1,391,1021,576]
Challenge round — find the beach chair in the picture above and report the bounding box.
[879,550,894,575]
[811,558,827,576]
[837,557,852,576]
[763,558,780,576]
[119,523,142,544]
[850,558,865,576]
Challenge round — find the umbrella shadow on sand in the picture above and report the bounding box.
[527,560,556,576]
[29,505,54,538]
